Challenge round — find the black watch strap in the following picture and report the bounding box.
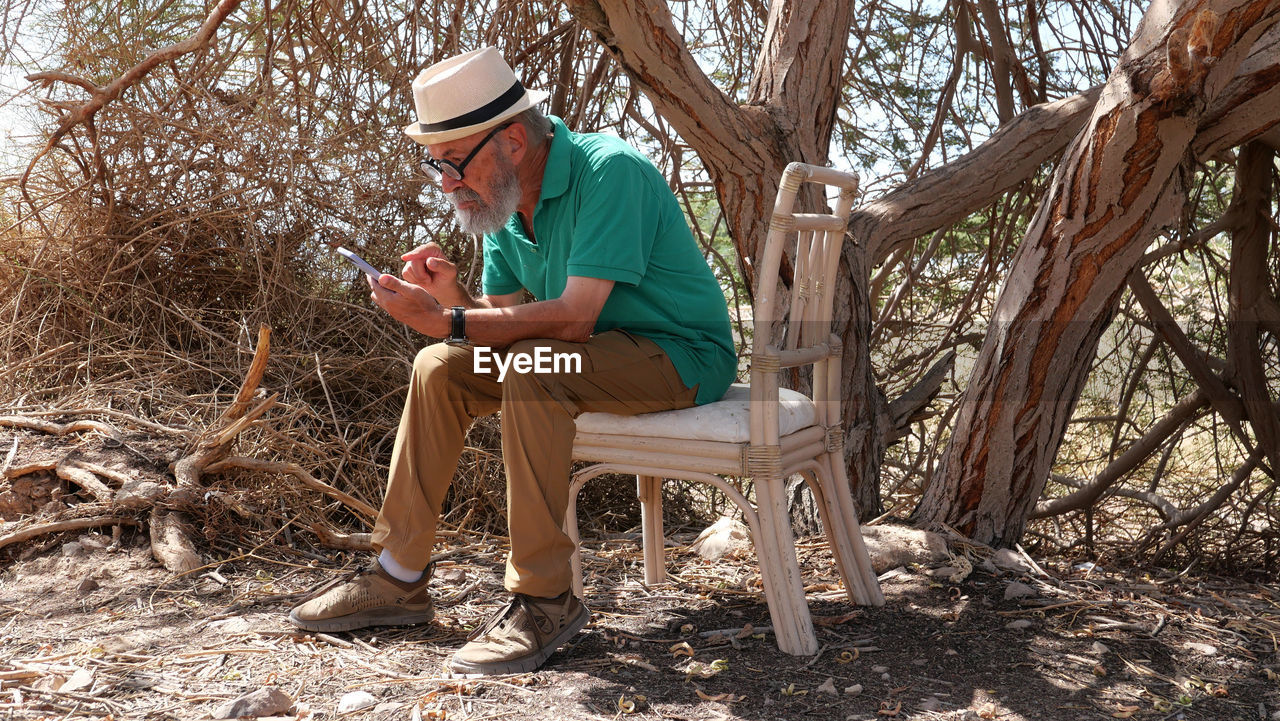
[446,306,468,346]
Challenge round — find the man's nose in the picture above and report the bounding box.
[440,173,463,193]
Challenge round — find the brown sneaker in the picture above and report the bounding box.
[448,591,588,675]
[288,561,433,632]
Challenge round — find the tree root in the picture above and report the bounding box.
[148,508,202,574]
[0,415,123,445]
[310,522,373,552]
[0,325,365,572]
[0,515,138,551]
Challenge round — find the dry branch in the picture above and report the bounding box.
[205,457,377,521]
[882,350,956,446]
[0,516,137,551]
[1033,388,1210,518]
[857,22,1280,266]
[310,523,373,552]
[1128,272,1257,447]
[1226,142,1280,480]
[1151,447,1265,559]
[171,325,273,493]
[21,0,246,190]
[0,416,123,445]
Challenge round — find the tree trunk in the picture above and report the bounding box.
[570,0,1280,530]
[916,0,1280,546]
[1227,142,1280,476]
[567,0,883,525]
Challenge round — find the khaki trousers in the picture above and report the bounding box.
[372,330,698,598]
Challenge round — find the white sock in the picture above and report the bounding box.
[378,549,424,583]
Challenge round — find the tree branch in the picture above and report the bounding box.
[1032,388,1209,518]
[858,22,1280,266]
[21,0,245,190]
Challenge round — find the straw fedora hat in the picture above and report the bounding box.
[403,47,548,145]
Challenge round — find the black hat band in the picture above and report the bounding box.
[418,80,526,134]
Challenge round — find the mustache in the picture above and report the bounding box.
[448,186,484,206]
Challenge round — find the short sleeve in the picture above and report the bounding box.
[481,233,524,296]
[565,156,659,286]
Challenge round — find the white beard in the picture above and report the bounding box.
[448,165,522,236]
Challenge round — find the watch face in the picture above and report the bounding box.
[450,307,466,342]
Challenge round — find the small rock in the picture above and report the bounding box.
[1005,619,1033,631]
[77,576,100,594]
[688,516,751,560]
[871,665,888,674]
[100,636,141,656]
[337,690,378,714]
[844,683,863,696]
[1183,642,1218,656]
[877,566,908,582]
[61,541,86,558]
[114,479,164,508]
[208,617,252,635]
[1003,581,1036,600]
[435,566,467,583]
[918,696,943,712]
[861,525,949,573]
[33,675,66,692]
[1091,641,1110,655]
[213,687,292,719]
[881,672,891,681]
[816,678,838,695]
[59,668,94,693]
[991,549,1030,573]
[979,558,998,575]
[78,534,109,550]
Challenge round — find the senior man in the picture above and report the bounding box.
[290,48,735,675]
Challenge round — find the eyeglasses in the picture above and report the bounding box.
[420,123,513,183]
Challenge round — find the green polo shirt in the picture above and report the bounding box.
[481,116,735,405]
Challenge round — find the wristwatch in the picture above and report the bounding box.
[445,306,469,346]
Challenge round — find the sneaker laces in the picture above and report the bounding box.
[468,594,553,643]
[301,559,432,602]
[298,563,370,603]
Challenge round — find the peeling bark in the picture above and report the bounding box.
[569,0,1280,531]
[916,0,1280,546]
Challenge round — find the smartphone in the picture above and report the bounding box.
[336,246,383,280]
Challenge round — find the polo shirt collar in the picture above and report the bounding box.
[537,116,572,208]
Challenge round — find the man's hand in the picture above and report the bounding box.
[368,273,448,337]
[401,243,466,306]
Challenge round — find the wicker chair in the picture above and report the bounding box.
[567,162,884,655]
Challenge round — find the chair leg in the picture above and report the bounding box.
[637,475,665,586]
[753,476,819,655]
[565,473,593,599]
[815,453,884,606]
[800,469,855,601]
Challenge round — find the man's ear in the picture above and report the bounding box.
[502,122,528,165]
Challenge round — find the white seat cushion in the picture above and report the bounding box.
[574,383,816,443]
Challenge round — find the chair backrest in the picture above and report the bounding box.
[747,163,859,459]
